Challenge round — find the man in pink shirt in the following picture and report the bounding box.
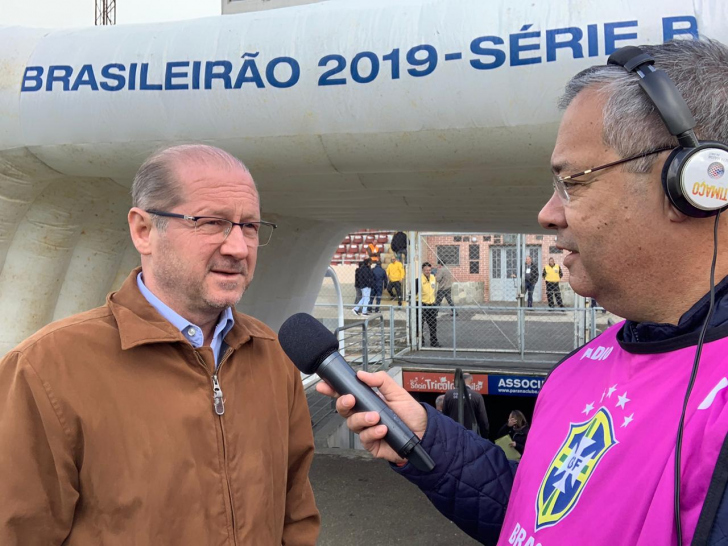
[319,38,728,545]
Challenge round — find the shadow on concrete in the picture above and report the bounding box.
[310,449,480,545]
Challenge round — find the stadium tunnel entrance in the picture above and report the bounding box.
[401,367,543,441]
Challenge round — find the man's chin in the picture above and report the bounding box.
[204,285,246,309]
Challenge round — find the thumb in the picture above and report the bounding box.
[356,370,404,400]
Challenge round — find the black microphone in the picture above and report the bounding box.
[279,313,435,472]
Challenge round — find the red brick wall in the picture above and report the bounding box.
[423,234,567,303]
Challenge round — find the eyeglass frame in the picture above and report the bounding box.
[146,209,278,247]
[552,146,674,203]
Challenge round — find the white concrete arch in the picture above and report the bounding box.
[0,0,725,352]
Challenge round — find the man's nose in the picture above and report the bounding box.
[220,224,251,259]
[538,191,567,230]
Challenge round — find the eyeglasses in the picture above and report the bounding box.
[552,146,673,203]
[147,210,277,247]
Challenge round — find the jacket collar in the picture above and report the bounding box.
[621,274,728,345]
[108,267,275,351]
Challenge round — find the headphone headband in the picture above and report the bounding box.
[607,44,728,218]
[607,46,698,147]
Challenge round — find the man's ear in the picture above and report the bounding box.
[128,207,153,255]
[665,195,690,223]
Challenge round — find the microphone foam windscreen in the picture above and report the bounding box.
[278,313,340,374]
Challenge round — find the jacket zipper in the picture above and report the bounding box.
[195,348,237,545]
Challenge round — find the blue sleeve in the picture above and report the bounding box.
[393,405,516,545]
[707,484,728,545]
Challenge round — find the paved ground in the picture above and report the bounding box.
[310,449,481,546]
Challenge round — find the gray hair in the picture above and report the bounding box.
[559,39,728,173]
[131,144,249,230]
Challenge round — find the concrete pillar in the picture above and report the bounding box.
[238,214,352,331]
[0,148,63,271]
[0,178,102,354]
[53,183,132,320]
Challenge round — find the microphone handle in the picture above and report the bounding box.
[318,352,435,472]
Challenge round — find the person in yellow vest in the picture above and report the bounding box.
[420,262,440,347]
[386,255,405,306]
[542,257,565,309]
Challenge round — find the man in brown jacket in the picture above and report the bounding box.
[0,145,320,545]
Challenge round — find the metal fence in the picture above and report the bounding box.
[313,231,618,366]
[314,303,410,362]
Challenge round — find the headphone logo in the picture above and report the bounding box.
[708,162,725,179]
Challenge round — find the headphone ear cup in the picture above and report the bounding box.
[663,143,728,218]
[661,147,683,205]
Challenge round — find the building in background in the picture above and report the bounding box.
[321,231,569,307]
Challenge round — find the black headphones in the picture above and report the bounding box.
[608,46,728,218]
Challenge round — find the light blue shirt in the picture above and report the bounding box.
[137,273,235,369]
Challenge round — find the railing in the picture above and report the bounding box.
[312,301,613,365]
[313,303,410,363]
[334,313,386,371]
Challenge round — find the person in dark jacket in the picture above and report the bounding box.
[442,373,489,438]
[353,259,374,316]
[390,231,408,262]
[369,261,388,313]
[496,410,529,455]
[318,40,728,546]
[523,256,539,308]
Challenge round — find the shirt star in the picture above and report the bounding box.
[582,402,595,416]
[616,392,631,409]
[600,389,607,402]
[607,384,618,398]
[621,413,634,428]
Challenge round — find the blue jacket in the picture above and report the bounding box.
[395,276,728,546]
[372,264,387,294]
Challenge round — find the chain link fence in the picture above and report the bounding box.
[312,231,619,365]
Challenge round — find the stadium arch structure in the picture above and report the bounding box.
[0,0,724,353]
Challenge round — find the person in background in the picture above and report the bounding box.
[370,260,388,313]
[390,231,408,262]
[435,260,458,317]
[442,373,489,438]
[386,255,405,306]
[419,262,439,347]
[524,256,540,308]
[496,410,530,455]
[543,257,565,308]
[435,395,445,412]
[367,241,381,263]
[353,258,374,316]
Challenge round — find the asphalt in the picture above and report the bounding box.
[310,449,481,546]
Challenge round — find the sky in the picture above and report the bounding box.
[2,0,221,28]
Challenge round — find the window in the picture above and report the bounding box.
[491,251,501,278]
[535,235,544,241]
[469,244,480,274]
[436,245,460,266]
[505,247,518,279]
[454,236,462,242]
[549,246,563,254]
[483,236,491,242]
[493,235,502,244]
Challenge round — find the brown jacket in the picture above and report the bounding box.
[0,269,320,545]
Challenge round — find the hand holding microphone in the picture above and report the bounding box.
[318,370,428,465]
[279,313,434,471]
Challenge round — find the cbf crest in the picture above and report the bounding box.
[535,408,618,530]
